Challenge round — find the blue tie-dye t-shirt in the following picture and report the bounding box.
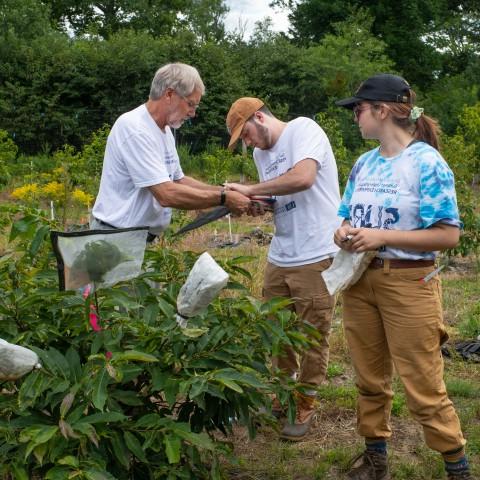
[338,141,461,260]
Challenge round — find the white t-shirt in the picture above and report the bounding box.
[254,117,340,267]
[92,104,184,234]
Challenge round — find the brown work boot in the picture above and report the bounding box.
[279,392,316,441]
[271,396,285,419]
[346,450,390,480]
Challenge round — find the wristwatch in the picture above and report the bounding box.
[220,188,226,205]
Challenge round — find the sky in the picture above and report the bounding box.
[223,0,290,39]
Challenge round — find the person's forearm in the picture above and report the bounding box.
[247,159,317,196]
[150,182,222,209]
[381,226,459,251]
[178,176,221,191]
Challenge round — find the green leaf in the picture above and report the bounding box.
[75,412,126,424]
[45,466,72,480]
[217,378,243,393]
[110,431,130,468]
[164,434,181,464]
[181,327,208,338]
[84,468,118,480]
[58,455,79,467]
[111,389,143,406]
[29,224,50,256]
[124,431,148,463]
[11,464,29,480]
[92,367,109,411]
[164,378,179,407]
[65,347,82,383]
[25,426,58,460]
[72,422,99,447]
[112,350,158,363]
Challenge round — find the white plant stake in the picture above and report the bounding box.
[0,339,42,381]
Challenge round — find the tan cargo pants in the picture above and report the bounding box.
[263,258,335,387]
[343,263,466,453]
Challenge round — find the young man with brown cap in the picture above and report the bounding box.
[225,98,341,440]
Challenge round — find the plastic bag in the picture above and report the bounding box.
[0,339,41,380]
[51,227,149,291]
[176,252,229,327]
[321,250,377,296]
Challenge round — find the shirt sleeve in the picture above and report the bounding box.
[122,132,173,187]
[337,158,363,219]
[291,119,329,168]
[418,151,461,228]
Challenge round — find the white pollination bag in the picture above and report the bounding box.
[321,250,377,296]
[176,252,229,327]
[0,339,42,380]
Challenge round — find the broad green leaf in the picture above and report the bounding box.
[58,455,79,467]
[164,378,179,407]
[65,348,82,383]
[124,431,148,463]
[181,327,208,338]
[29,224,50,256]
[143,303,159,325]
[75,412,126,424]
[110,431,130,468]
[164,434,181,464]
[173,429,215,451]
[84,468,118,480]
[92,367,109,411]
[217,378,243,393]
[112,350,158,363]
[33,442,48,465]
[111,389,143,406]
[25,426,58,460]
[135,414,169,429]
[11,464,29,480]
[45,466,72,480]
[72,422,99,447]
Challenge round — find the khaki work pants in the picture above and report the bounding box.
[343,263,466,453]
[263,258,335,387]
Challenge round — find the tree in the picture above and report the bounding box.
[42,0,191,39]
[272,0,479,88]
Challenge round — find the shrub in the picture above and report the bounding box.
[0,207,304,479]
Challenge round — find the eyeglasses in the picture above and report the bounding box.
[352,104,372,119]
[177,92,200,111]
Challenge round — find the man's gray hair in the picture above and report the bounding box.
[149,63,205,100]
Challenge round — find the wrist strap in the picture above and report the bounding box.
[220,189,226,205]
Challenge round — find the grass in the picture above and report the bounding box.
[2,200,479,479]
[199,237,480,479]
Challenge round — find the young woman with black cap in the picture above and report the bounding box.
[334,74,472,479]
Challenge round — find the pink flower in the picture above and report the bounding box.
[89,306,101,332]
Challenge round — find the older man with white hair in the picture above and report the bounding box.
[92,62,250,240]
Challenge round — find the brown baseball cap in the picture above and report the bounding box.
[226,97,265,149]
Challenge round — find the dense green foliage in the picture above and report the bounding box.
[2,0,478,153]
[0,205,311,479]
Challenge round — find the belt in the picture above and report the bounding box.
[369,258,435,269]
[93,217,117,229]
[93,217,157,243]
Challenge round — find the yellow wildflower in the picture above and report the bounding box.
[41,181,65,200]
[72,188,94,207]
[11,183,39,200]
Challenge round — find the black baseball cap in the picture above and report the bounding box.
[336,74,412,109]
